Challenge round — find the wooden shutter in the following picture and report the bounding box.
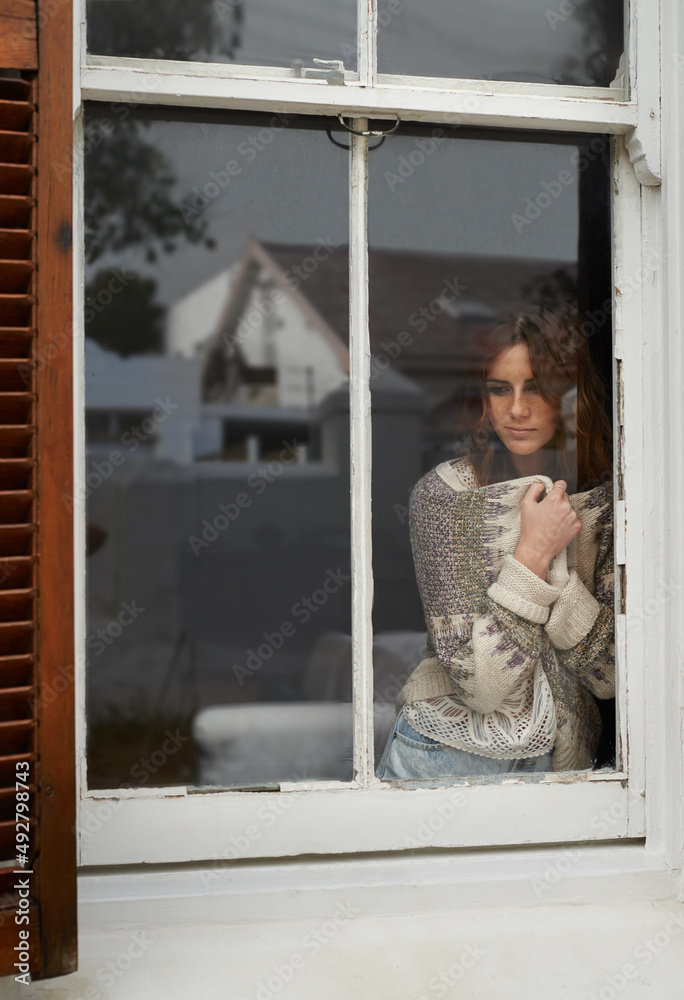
[0,0,76,981]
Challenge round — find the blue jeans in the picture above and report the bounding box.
[376,708,555,780]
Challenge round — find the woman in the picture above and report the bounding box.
[377,308,615,779]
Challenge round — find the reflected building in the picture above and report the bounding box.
[84,238,577,785]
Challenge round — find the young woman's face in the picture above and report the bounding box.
[484,342,559,459]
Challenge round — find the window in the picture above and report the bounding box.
[376,1,625,88]
[86,0,358,76]
[76,0,658,866]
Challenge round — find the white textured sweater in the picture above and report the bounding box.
[398,457,615,772]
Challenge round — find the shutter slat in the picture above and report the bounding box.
[0,462,34,489]
[0,795,32,823]
[0,591,34,622]
[0,491,34,521]
[0,394,33,423]
[0,654,34,689]
[0,827,15,856]
[0,749,35,787]
[0,719,33,754]
[0,364,34,393]
[0,428,34,457]
[0,78,31,102]
[0,330,32,357]
[0,825,34,860]
[0,687,33,720]
[0,784,35,804]
[0,837,35,866]
[0,295,33,326]
[0,261,33,292]
[0,101,33,132]
[0,132,32,164]
[0,560,34,591]
[0,164,33,195]
[0,868,28,896]
[0,527,34,555]
[0,230,33,259]
[0,787,33,816]
[0,623,33,656]
[0,195,33,229]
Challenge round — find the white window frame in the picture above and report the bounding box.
[74,0,681,877]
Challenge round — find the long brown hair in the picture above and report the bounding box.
[467,308,612,492]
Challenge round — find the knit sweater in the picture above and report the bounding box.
[397,457,615,772]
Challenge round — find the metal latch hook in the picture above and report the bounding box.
[337,114,401,138]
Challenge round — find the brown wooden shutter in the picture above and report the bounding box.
[0,0,76,981]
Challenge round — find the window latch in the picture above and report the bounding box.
[292,58,345,86]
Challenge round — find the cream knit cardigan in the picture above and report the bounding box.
[397,457,615,772]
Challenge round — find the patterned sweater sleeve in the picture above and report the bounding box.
[409,472,562,715]
[544,511,615,700]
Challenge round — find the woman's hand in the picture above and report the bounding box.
[514,480,581,580]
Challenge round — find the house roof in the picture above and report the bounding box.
[262,242,577,374]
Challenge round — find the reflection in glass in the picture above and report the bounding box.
[87,0,357,73]
[84,107,362,788]
[368,127,616,779]
[378,0,624,87]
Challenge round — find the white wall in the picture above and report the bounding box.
[166,266,239,359]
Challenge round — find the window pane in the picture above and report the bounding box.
[83,106,354,788]
[378,1,624,87]
[369,126,616,781]
[87,0,357,73]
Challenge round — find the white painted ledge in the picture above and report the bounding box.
[13,864,684,1000]
[76,843,677,917]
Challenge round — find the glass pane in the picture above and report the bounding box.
[369,126,615,781]
[87,0,357,73]
[84,106,355,788]
[378,0,624,87]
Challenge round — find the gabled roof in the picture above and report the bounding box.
[201,238,577,396]
[263,242,577,373]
